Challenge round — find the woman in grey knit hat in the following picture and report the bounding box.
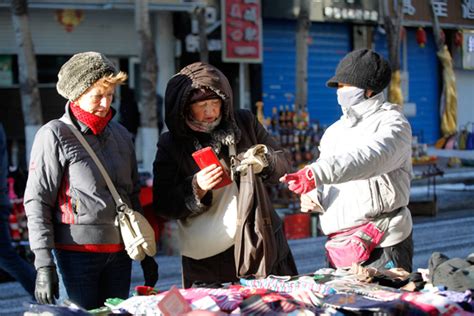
[24,52,157,309]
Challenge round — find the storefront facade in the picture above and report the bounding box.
[262,19,350,129]
[261,0,474,145]
[0,0,184,168]
[0,8,139,130]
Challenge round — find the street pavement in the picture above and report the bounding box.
[1,167,474,315]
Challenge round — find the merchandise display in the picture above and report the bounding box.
[261,104,324,212]
[94,260,474,315]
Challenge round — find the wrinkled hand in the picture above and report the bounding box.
[141,256,159,287]
[35,266,59,305]
[300,193,320,213]
[236,144,269,176]
[280,166,316,195]
[195,164,224,192]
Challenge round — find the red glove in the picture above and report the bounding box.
[280,167,316,195]
[135,285,158,296]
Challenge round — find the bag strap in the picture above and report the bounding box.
[374,217,390,232]
[229,143,237,181]
[60,117,127,212]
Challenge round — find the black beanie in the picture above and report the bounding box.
[326,49,392,95]
[56,51,118,101]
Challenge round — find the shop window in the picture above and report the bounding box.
[0,55,18,87]
[0,55,73,86]
[36,55,70,84]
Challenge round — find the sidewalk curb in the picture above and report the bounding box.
[411,169,474,187]
[410,147,474,187]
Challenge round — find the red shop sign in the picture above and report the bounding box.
[221,0,262,63]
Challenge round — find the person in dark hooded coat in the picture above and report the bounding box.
[153,62,297,288]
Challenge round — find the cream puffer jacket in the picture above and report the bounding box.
[310,93,413,247]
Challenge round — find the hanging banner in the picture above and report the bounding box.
[221,0,262,63]
[462,29,474,69]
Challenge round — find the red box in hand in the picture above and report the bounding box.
[192,147,232,189]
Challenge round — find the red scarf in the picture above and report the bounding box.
[70,103,112,135]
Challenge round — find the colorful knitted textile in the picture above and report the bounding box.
[111,273,474,315]
[323,293,419,314]
[238,293,304,315]
[326,278,402,301]
[436,289,474,311]
[290,288,325,308]
[113,295,163,315]
[240,275,334,295]
[401,292,468,315]
[189,295,220,312]
[179,287,245,312]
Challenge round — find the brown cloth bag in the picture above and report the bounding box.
[234,165,298,279]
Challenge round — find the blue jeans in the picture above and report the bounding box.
[0,210,36,298]
[54,249,132,310]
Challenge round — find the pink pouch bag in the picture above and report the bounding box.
[325,217,390,269]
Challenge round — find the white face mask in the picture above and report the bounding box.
[336,86,366,113]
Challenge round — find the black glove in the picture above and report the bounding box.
[141,256,159,287]
[35,266,59,305]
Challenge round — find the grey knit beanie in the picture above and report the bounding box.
[326,49,391,95]
[56,51,118,101]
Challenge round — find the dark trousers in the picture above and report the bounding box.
[182,246,238,289]
[55,249,132,310]
[0,210,36,298]
[363,232,414,272]
[182,243,299,289]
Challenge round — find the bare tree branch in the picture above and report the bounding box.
[135,0,158,128]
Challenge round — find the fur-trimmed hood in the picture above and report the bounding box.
[164,62,240,151]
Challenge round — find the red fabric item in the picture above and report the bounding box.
[70,102,112,135]
[55,243,124,253]
[281,166,316,195]
[140,186,165,242]
[135,285,158,296]
[58,169,74,224]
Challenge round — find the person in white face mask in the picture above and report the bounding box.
[281,49,414,272]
